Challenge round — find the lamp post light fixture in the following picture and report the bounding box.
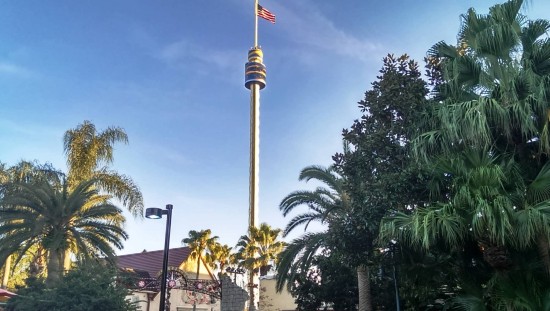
[145,204,173,311]
[226,267,246,282]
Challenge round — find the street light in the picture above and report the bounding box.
[146,204,173,311]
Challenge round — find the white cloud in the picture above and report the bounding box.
[0,118,60,138]
[138,140,191,167]
[126,24,242,77]
[157,39,242,70]
[257,1,382,63]
[0,61,34,78]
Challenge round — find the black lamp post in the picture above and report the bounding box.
[145,204,173,311]
[389,241,401,311]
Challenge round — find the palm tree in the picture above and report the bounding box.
[413,0,550,277]
[0,178,128,286]
[182,229,218,311]
[390,2,550,303]
[276,165,375,311]
[63,120,143,217]
[418,0,550,161]
[381,150,514,257]
[0,122,141,284]
[236,223,285,277]
[205,243,233,277]
[0,161,64,288]
[380,148,550,307]
[279,165,349,236]
[276,165,345,295]
[62,121,143,272]
[236,223,284,311]
[182,230,218,280]
[276,232,327,291]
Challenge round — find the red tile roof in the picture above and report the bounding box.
[116,247,191,278]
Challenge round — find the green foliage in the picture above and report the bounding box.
[236,223,285,276]
[0,178,128,286]
[332,53,430,310]
[0,161,65,288]
[381,0,550,308]
[335,53,430,265]
[205,242,233,274]
[276,165,347,292]
[277,54,430,311]
[0,121,142,289]
[6,262,138,311]
[290,253,358,311]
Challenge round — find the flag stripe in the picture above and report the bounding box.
[257,4,276,23]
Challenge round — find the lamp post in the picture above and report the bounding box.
[389,241,401,311]
[145,204,173,311]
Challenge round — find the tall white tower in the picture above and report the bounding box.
[243,1,269,310]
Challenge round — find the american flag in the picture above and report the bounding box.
[257,4,276,24]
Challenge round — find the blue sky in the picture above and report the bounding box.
[2,0,549,255]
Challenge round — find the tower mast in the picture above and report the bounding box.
[244,0,265,309]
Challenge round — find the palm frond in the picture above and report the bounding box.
[275,232,326,293]
[93,170,143,217]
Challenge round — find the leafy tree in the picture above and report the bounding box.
[6,262,138,311]
[63,121,141,272]
[290,253,358,311]
[0,178,128,286]
[330,53,430,310]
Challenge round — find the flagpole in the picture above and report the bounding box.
[254,0,259,47]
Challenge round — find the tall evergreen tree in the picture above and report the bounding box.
[333,54,430,310]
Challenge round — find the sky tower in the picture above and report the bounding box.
[244,1,275,310]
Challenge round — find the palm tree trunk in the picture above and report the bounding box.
[193,256,201,311]
[357,264,372,311]
[63,249,72,272]
[248,270,257,311]
[196,256,201,279]
[537,235,550,275]
[46,249,63,286]
[2,255,11,288]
